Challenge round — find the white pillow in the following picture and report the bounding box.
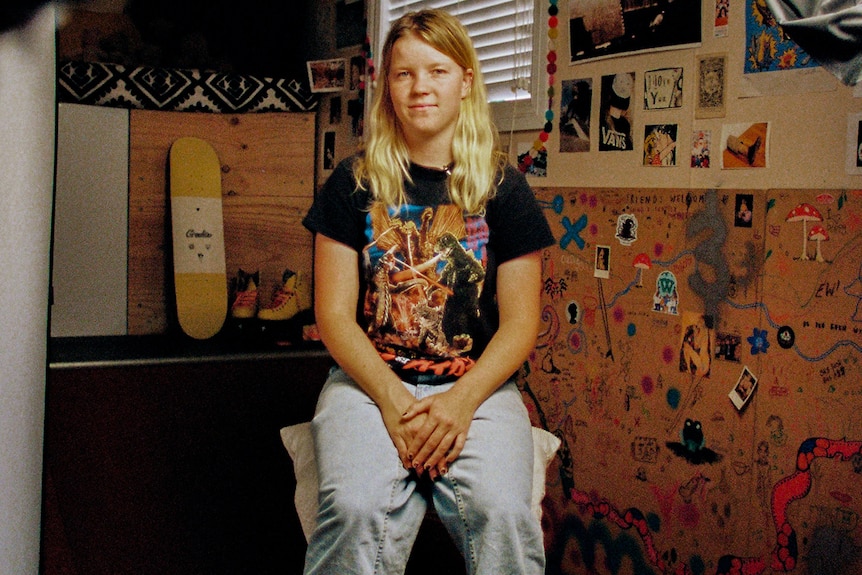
[280,422,561,542]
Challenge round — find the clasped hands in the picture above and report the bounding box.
[387,388,475,481]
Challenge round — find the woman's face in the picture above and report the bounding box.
[387,33,472,149]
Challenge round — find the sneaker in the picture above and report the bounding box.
[230,269,259,319]
[258,268,310,321]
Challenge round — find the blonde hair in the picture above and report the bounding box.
[356,9,507,215]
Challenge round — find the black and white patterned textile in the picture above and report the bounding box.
[58,60,318,113]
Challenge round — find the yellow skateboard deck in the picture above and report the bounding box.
[169,137,227,339]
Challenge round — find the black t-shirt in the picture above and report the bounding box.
[303,155,555,382]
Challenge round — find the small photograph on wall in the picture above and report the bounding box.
[349,55,366,91]
[560,78,592,152]
[329,96,342,124]
[691,129,711,168]
[347,98,364,137]
[323,131,336,171]
[720,122,769,168]
[729,365,758,410]
[643,67,683,109]
[714,0,729,36]
[569,0,701,64]
[594,245,611,279]
[307,59,346,93]
[695,53,726,118]
[734,193,754,227]
[599,72,635,151]
[845,112,862,175]
[643,124,678,166]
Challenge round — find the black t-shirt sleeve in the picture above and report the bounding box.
[302,156,369,251]
[486,165,555,263]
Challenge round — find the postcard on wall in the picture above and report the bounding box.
[560,78,592,153]
[845,112,862,175]
[644,68,683,110]
[729,365,758,410]
[643,124,678,166]
[599,72,635,152]
[720,122,769,168]
[307,59,346,93]
[695,53,726,118]
[691,129,711,168]
[569,0,701,64]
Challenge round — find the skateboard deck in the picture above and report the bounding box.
[169,137,227,339]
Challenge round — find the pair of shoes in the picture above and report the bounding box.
[230,268,310,322]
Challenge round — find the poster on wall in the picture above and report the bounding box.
[569,0,701,64]
[643,67,683,109]
[720,121,769,168]
[743,0,818,76]
[599,72,635,151]
[560,78,593,153]
[643,124,678,166]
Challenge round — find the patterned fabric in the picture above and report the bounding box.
[57,60,318,113]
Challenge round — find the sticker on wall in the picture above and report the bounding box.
[643,67,683,109]
[691,129,711,168]
[643,124,678,166]
[720,122,769,168]
[653,270,679,315]
[615,214,638,246]
[729,365,758,410]
[560,78,592,153]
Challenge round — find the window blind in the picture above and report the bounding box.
[382,0,534,102]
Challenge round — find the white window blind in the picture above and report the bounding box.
[380,0,535,104]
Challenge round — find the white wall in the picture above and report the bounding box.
[0,6,56,573]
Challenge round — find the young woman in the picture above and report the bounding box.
[302,9,554,574]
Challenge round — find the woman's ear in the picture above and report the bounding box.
[461,68,474,99]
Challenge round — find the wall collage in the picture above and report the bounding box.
[513,1,862,574]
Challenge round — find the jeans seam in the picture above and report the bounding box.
[372,465,402,575]
[449,473,477,572]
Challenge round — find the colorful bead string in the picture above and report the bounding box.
[518,0,558,174]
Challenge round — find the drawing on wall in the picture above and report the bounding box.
[569,0,701,64]
[644,67,683,109]
[524,187,862,575]
[560,78,592,153]
[643,123,678,166]
[721,121,769,168]
[599,72,635,151]
[695,53,726,118]
[744,0,818,75]
[691,129,711,167]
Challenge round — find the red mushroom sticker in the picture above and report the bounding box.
[633,253,652,287]
[807,225,829,262]
[785,203,823,260]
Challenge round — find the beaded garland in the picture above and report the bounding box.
[517,0,557,174]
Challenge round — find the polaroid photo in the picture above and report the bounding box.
[729,365,758,410]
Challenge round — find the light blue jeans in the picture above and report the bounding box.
[303,367,545,575]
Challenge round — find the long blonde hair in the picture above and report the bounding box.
[356,9,507,215]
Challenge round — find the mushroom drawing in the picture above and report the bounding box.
[808,225,829,262]
[633,253,652,287]
[785,203,823,260]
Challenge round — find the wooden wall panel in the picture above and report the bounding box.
[128,110,315,335]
